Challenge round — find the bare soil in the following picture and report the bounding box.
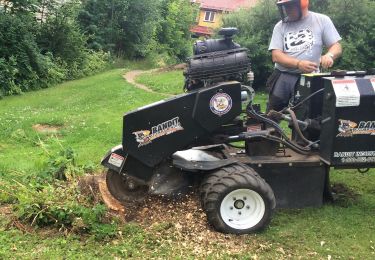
[331,182,359,207]
[32,124,62,134]
[123,70,158,93]
[122,64,185,96]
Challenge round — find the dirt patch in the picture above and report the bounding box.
[0,205,34,233]
[158,63,186,72]
[172,63,187,70]
[0,205,12,216]
[123,70,158,93]
[122,65,186,96]
[32,124,62,134]
[331,183,359,206]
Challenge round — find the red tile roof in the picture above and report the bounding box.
[197,0,258,11]
[190,25,214,35]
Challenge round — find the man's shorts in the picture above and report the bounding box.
[267,71,300,112]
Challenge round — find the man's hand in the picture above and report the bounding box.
[297,60,319,73]
[272,50,318,73]
[320,54,334,69]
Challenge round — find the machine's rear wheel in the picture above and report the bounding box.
[106,170,149,203]
[201,165,276,234]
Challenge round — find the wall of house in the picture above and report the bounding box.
[197,9,223,29]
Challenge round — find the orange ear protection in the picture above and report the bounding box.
[300,0,309,10]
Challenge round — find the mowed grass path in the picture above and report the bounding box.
[0,68,375,258]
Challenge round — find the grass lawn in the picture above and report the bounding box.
[136,69,186,95]
[1,68,375,259]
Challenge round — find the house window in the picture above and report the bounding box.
[204,11,215,22]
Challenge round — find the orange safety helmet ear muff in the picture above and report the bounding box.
[300,0,309,10]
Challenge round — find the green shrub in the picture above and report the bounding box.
[0,6,111,97]
[0,14,49,94]
[1,145,119,239]
[78,0,195,61]
[328,0,375,70]
[0,57,19,96]
[9,180,118,238]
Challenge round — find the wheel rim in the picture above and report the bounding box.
[220,189,265,230]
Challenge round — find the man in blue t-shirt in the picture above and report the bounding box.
[267,0,342,112]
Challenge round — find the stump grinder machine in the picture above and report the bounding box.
[102,28,375,234]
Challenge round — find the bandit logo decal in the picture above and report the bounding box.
[210,93,232,116]
[133,117,183,147]
[337,119,375,137]
[284,28,314,52]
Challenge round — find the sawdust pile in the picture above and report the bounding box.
[88,174,265,256]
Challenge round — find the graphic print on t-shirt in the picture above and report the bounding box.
[284,28,314,52]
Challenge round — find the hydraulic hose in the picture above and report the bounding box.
[227,133,311,155]
[246,103,311,153]
[291,88,324,110]
[285,108,313,145]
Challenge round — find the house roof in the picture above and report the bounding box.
[196,0,258,11]
[190,25,214,35]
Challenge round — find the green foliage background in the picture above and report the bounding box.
[1,0,375,92]
[78,0,196,62]
[0,0,196,96]
[223,0,375,88]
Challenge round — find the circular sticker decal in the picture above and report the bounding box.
[210,92,232,116]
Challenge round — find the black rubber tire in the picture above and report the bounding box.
[106,170,149,203]
[200,164,258,210]
[201,164,276,234]
[199,165,245,210]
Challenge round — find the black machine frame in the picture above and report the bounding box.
[101,28,375,234]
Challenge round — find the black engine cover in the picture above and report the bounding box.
[185,48,250,81]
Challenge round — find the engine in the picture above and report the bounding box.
[184,28,253,91]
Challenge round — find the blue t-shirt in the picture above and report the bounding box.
[268,11,342,73]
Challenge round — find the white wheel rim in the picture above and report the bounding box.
[220,189,265,230]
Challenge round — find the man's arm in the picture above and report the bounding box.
[271,49,319,73]
[320,42,342,69]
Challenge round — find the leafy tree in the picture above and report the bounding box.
[308,0,329,13]
[78,0,130,52]
[1,0,40,14]
[0,14,50,95]
[37,1,87,66]
[326,0,375,70]
[78,0,160,58]
[120,0,160,58]
[156,0,196,61]
[0,0,198,96]
[78,0,195,60]
[0,0,109,96]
